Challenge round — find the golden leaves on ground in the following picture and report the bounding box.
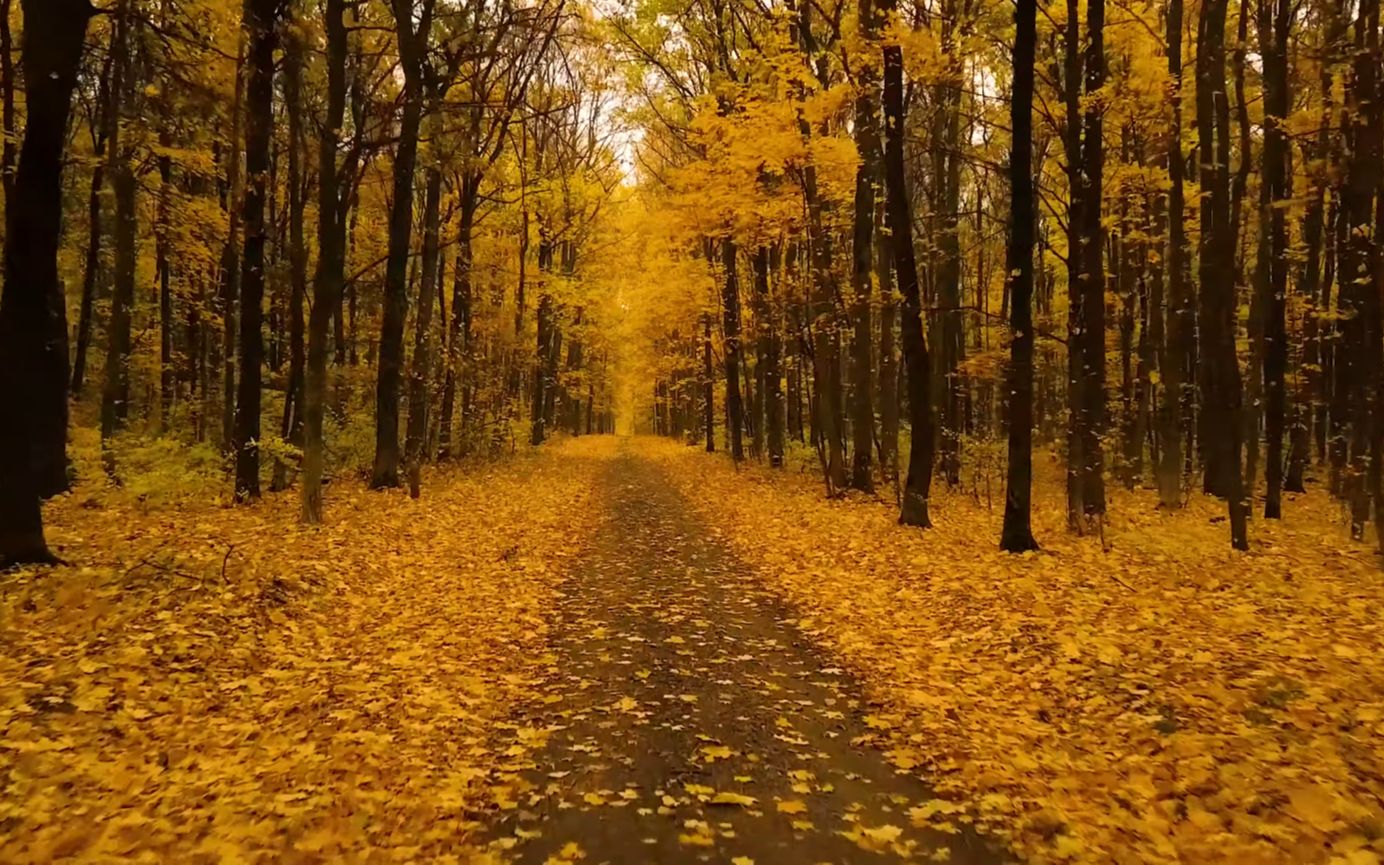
[652,437,1384,864]
[0,440,610,862]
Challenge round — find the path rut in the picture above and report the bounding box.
[486,446,1003,864]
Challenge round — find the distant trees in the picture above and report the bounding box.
[632,0,1384,553]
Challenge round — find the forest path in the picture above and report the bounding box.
[484,443,1003,864]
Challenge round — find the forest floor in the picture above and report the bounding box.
[653,438,1384,865]
[481,446,1003,865]
[3,436,1383,864]
[0,441,608,862]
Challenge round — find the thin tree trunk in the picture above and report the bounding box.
[882,0,935,526]
[703,312,715,452]
[232,0,279,503]
[756,245,784,467]
[1259,0,1291,517]
[722,236,745,461]
[273,19,307,492]
[372,0,434,487]
[849,0,882,490]
[439,174,479,458]
[100,0,135,473]
[405,166,443,496]
[1156,0,1189,508]
[302,0,348,524]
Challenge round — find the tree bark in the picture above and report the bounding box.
[882,0,935,527]
[302,0,349,523]
[755,245,784,467]
[438,173,479,458]
[372,0,435,488]
[1259,0,1291,517]
[1076,0,1107,521]
[1001,0,1039,551]
[703,312,715,452]
[405,166,443,496]
[1196,0,1249,548]
[721,237,745,461]
[232,0,280,503]
[848,0,883,491]
[0,0,92,565]
[99,0,135,473]
[1156,0,1190,508]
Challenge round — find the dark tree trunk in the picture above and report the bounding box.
[71,162,103,397]
[793,0,845,492]
[876,204,899,487]
[1338,0,1382,538]
[99,0,134,470]
[849,0,882,491]
[882,0,935,527]
[1062,0,1085,526]
[273,22,307,492]
[372,0,434,488]
[232,0,280,503]
[220,52,245,452]
[703,312,715,452]
[302,0,349,523]
[1076,0,1107,521]
[1196,0,1250,548]
[1259,0,1291,517]
[721,237,745,461]
[405,166,443,497]
[439,173,479,458]
[756,246,784,467]
[531,239,555,446]
[0,0,92,565]
[1001,0,1039,551]
[157,146,175,430]
[1156,0,1189,508]
[1289,33,1335,494]
[934,1,965,487]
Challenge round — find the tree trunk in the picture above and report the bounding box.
[703,312,715,452]
[0,0,91,564]
[1259,0,1291,517]
[301,0,348,524]
[1156,0,1189,508]
[156,146,175,430]
[794,0,845,492]
[1077,0,1107,521]
[220,44,246,452]
[71,161,103,397]
[721,236,745,461]
[1196,0,1250,548]
[372,0,434,488]
[882,0,935,527]
[232,0,279,503]
[1062,0,1086,525]
[439,173,479,458]
[405,166,443,496]
[755,246,784,467]
[1000,0,1039,551]
[876,203,899,487]
[99,0,134,472]
[934,0,965,487]
[849,0,882,490]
